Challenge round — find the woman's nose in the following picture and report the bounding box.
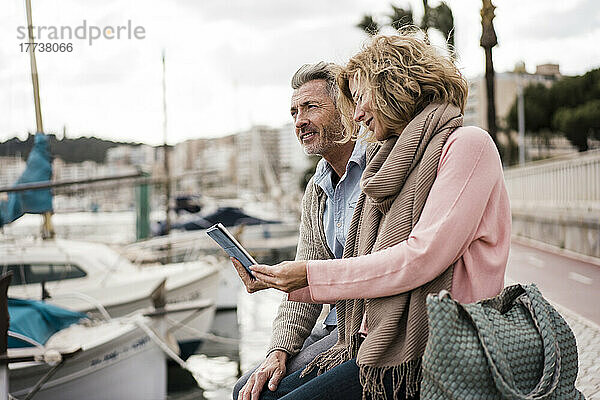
[353,105,365,122]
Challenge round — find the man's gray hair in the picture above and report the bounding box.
[291,62,339,103]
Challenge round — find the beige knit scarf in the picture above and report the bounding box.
[303,103,464,399]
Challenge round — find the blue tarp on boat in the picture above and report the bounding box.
[156,206,279,235]
[8,298,87,348]
[0,132,53,227]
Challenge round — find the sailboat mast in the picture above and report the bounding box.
[162,51,171,236]
[25,0,54,239]
[25,0,43,133]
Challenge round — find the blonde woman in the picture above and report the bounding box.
[241,31,510,400]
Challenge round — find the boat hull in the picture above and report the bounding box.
[84,269,220,350]
[161,271,220,348]
[9,322,166,400]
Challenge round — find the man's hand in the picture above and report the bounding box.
[231,258,269,293]
[238,350,288,400]
[250,261,308,293]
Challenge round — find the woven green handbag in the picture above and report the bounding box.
[421,284,585,399]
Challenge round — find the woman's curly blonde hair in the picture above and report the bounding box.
[337,29,468,142]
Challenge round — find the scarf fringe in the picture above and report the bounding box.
[300,333,363,378]
[300,346,349,378]
[358,358,422,400]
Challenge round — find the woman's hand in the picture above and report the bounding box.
[250,260,309,293]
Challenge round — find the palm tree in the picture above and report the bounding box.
[389,5,413,31]
[430,1,454,48]
[358,1,455,50]
[480,0,498,145]
[357,14,380,35]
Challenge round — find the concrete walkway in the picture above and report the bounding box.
[506,240,600,399]
[507,241,600,325]
[553,303,600,399]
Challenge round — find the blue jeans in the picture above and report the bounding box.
[233,326,338,400]
[259,358,418,400]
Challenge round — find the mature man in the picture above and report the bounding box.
[232,62,367,400]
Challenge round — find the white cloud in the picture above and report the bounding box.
[1,0,599,145]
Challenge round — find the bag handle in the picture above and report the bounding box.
[458,284,561,399]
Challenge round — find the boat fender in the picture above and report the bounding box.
[35,349,62,366]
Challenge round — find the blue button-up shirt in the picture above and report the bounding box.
[313,140,367,325]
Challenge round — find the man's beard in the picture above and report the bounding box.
[303,118,344,156]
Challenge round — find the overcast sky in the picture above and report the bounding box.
[1,0,599,145]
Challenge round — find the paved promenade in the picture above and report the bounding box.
[507,240,600,399]
[555,303,600,399]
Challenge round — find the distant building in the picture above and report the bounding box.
[464,64,578,161]
[51,157,138,212]
[0,156,26,188]
[535,64,561,79]
[464,63,562,131]
[53,159,100,182]
[172,135,237,195]
[106,144,155,168]
[236,125,281,196]
[277,123,312,195]
[163,124,311,200]
[195,135,237,189]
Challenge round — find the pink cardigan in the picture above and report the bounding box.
[289,126,511,305]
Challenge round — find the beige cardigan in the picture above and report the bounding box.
[267,176,334,355]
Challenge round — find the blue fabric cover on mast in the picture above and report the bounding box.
[0,133,53,226]
[8,298,87,348]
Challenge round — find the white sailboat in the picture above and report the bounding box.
[9,313,168,400]
[1,272,212,400]
[121,222,299,310]
[2,238,223,358]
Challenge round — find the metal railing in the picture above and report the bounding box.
[504,149,600,211]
